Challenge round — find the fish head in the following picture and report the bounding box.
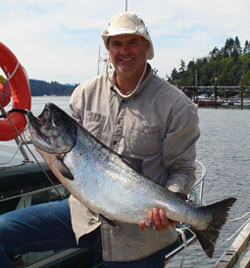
[27,103,77,154]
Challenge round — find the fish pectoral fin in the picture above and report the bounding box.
[56,156,74,180]
[99,214,117,228]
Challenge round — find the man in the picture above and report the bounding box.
[0,12,200,268]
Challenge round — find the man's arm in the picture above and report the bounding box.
[141,102,200,231]
[163,102,200,196]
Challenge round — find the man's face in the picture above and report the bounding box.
[108,34,150,78]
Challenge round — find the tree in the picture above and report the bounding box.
[170,68,179,81]
[242,69,250,85]
[167,37,250,87]
[179,60,186,73]
[222,37,235,57]
[243,40,250,55]
[209,47,220,59]
[234,36,242,55]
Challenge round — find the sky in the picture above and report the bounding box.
[1,0,249,84]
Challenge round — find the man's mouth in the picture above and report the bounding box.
[119,57,135,64]
[121,58,133,61]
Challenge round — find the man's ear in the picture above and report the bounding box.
[144,40,150,52]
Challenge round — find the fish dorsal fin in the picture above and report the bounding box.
[56,156,74,180]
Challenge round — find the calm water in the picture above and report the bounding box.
[171,107,250,267]
[1,97,250,267]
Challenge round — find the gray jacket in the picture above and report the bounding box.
[68,65,200,261]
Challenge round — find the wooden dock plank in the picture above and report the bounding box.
[233,244,250,268]
[214,220,250,268]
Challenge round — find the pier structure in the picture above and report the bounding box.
[214,219,250,268]
[178,85,250,107]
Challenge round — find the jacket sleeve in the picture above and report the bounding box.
[69,82,86,125]
[162,102,200,196]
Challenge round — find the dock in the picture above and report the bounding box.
[179,85,250,107]
[214,219,250,268]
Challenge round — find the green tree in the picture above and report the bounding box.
[243,40,250,54]
[170,68,179,81]
[232,36,242,57]
[168,37,250,87]
[179,60,186,73]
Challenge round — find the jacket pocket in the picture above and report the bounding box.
[130,126,162,156]
[84,111,106,140]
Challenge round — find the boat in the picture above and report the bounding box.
[0,137,105,268]
[0,131,207,268]
[195,93,225,107]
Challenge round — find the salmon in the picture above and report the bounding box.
[27,103,236,258]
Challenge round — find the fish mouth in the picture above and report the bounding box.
[27,103,77,154]
[27,103,55,140]
[27,105,49,132]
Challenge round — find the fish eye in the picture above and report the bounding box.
[52,117,61,126]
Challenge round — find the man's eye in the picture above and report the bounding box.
[112,42,121,47]
[130,41,138,45]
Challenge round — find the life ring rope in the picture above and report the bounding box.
[3,60,20,81]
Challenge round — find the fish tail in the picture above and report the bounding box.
[191,197,236,258]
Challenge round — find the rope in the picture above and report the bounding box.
[0,105,24,137]
[219,215,250,248]
[18,131,64,201]
[3,61,20,81]
[0,184,63,203]
[9,108,28,114]
[188,213,250,268]
[0,139,23,165]
[0,109,64,201]
[0,108,28,118]
[228,211,250,222]
[176,228,188,268]
[106,56,148,98]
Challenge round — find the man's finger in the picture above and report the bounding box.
[159,209,169,227]
[170,220,178,228]
[140,221,147,231]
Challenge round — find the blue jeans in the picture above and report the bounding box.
[0,198,168,268]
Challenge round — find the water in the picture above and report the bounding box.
[30,96,71,115]
[1,98,250,267]
[170,107,250,267]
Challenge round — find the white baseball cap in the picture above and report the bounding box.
[101,12,154,60]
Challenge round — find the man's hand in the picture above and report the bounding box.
[140,208,178,231]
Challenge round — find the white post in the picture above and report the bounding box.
[125,0,128,11]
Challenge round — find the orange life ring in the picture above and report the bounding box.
[0,42,31,141]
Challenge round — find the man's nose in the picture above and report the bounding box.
[120,44,130,54]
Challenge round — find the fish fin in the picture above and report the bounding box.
[120,155,143,174]
[56,156,74,180]
[99,214,117,227]
[191,197,236,258]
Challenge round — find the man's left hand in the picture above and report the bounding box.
[140,208,178,231]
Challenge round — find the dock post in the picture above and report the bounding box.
[240,78,244,107]
[214,77,218,103]
[214,219,250,268]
